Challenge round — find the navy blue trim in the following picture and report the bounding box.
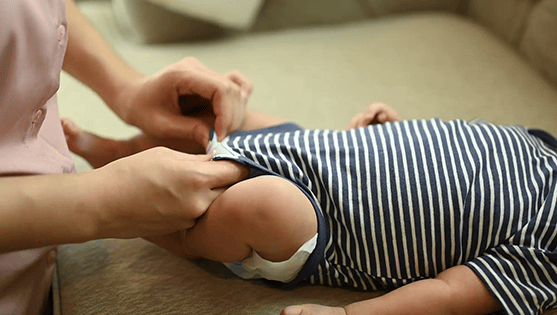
[228,123,303,138]
[209,123,302,146]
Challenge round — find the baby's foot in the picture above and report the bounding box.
[61,118,129,169]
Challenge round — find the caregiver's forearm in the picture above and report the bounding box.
[62,0,142,113]
[0,173,103,253]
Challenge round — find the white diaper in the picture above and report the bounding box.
[224,233,318,283]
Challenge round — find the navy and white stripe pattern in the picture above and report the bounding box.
[215,119,557,315]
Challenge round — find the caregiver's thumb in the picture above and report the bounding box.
[200,158,251,189]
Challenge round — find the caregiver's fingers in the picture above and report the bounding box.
[225,70,254,99]
[173,70,244,141]
[212,90,245,141]
[175,68,240,104]
[171,114,212,148]
[174,56,207,72]
[205,186,228,208]
[196,159,250,189]
[172,60,252,141]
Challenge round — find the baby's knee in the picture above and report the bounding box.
[216,176,314,227]
[215,175,317,262]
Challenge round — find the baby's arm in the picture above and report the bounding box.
[282,265,500,315]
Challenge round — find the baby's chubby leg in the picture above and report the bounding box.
[183,175,318,263]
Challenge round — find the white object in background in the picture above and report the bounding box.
[147,0,264,29]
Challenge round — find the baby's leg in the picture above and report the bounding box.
[61,118,205,168]
[183,175,318,263]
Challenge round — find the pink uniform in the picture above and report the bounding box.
[0,0,74,313]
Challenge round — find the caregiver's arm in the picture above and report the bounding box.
[62,0,251,144]
[0,149,248,253]
[282,265,500,315]
[0,172,102,253]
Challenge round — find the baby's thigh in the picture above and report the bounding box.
[211,175,318,262]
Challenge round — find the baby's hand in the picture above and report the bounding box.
[346,102,400,130]
[281,304,347,315]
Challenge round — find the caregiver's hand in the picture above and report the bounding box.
[92,147,250,239]
[112,57,253,145]
[0,148,248,253]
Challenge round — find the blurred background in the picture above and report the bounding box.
[59,0,557,172]
[55,2,557,314]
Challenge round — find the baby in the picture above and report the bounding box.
[62,103,557,315]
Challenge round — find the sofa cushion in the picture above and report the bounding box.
[520,0,557,87]
[56,239,379,314]
[467,0,536,46]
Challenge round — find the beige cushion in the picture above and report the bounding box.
[55,239,379,315]
[520,0,557,87]
[467,0,536,46]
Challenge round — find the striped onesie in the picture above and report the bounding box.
[212,119,557,315]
